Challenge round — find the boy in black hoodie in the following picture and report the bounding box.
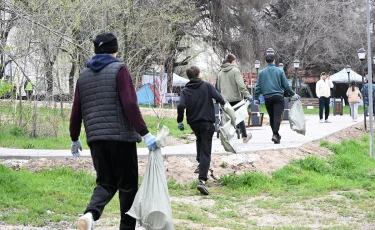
[177,66,225,195]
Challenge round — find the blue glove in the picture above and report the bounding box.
[178,122,185,131]
[292,94,301,99]
[71,140,82,157]
[253,100,260,105]
[144,133,157,151]
[247,95,253,102]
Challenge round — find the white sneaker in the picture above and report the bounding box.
[136,227,147,230]
[319,119,324,123]
[354,119,357,122]
[324,119,331,123]
[243,133,252,143]
[78,212,94,230]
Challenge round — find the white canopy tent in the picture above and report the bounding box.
[330,68,363,83]
[141,73,188,103]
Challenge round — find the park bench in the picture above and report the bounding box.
[289,98,319,109]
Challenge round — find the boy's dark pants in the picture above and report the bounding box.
[85,141,138,230]
[264,95,284,137]
[190,121,215,181]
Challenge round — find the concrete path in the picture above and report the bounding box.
[0,115,363,159]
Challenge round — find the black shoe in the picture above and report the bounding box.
[197,180,210,195]
[194,165,199,174]
[271,135,280,144]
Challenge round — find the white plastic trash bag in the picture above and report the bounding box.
[289,100,306,135]
[126,126,174,230]
[232,100,250,125]
[219,103,238,153]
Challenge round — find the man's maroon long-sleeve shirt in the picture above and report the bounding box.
[69,66,148,141]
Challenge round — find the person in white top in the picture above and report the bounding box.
[316,72,334,123]
[346,81,362,122]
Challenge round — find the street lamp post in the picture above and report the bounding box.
[254,60,260,98]
[151,62,158,106]
[358,48,366,130]
[345,65,351,84]
[266,48,275,55]
[293,60,300,93]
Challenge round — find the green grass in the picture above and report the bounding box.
[219,136,375,197]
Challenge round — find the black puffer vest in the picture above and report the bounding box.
[78,62,142,144]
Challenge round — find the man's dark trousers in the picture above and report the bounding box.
[85,141,138,230]
[319,97,330,120]
[190,121,215,181]
[229,101,248,138]
[264,95,284,137]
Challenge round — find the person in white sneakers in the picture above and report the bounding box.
[346,81,362,122]
[316,72,334,123]
[70,33,157,230]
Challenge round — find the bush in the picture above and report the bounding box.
[10,127,25,137]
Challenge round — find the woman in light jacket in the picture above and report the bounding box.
[346,81,363,122]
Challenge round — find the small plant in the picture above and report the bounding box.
[220,162,228,168]
[23,143,35,149]
[9,127,25,137]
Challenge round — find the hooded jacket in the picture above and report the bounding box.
[177,78,225,125]
[217,63,250,102]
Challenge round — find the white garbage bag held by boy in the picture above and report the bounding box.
[126,126,174,230]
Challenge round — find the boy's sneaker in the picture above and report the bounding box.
[194,165,199,174]
[78,212,94,230]
[271,134,280,144]
[197,180,210,195]
[324,119,331,123]
[243,133,252,143]
[319,119,324,123]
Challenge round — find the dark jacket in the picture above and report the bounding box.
[177,78,225,125]
[255,64,295,100]
[70,54,143,144]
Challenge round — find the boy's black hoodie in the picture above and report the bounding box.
[177,78,225,125]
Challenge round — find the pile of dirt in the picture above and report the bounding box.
[0,122,366,184]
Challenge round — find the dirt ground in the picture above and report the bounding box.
[0,122,368,230]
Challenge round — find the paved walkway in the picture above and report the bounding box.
[0,115,363,159]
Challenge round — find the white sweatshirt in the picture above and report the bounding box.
[316,78,334,98]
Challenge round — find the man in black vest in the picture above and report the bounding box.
[69,32,157,230]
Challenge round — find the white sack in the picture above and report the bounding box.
[126,126,174,230]
[289,100,306,135]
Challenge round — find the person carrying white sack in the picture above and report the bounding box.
[346,81,363,122]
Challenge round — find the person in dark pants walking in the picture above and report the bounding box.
[316,72,334,123]
[69,33,157,230]
[254,54,299,144]
[177,66,225,195]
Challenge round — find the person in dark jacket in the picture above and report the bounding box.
[254,54,300,144]
[69,32,157,230]
[177,66,225,195]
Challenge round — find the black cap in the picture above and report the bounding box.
[93,33,118,54]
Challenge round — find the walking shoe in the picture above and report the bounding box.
[78,212,94,230]
[243,133,252,143]
[271,135,280,144]
[319,119,324,123]
[194,165,199,174]
[324,119,331,123]
[354,119,357,122]
[197,180,210,195]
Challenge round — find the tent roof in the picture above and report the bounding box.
[330,68,363,83]
[173,73,189,87]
